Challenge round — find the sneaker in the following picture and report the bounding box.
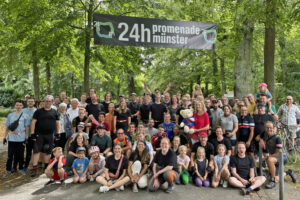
[2,171,11,179]
[45,179,55,186]
[30,169,37,177]
[219,179,224,186]
[165,184,174,193]
[286,169,297,183]
[119,185,124,191]
[132,183,138,192]
[60,180,66,186]
[265,179,276,189]
[222,181,228,188]
[241,188,250,195]
[23,168,28,173]
[99,186,109,193]
[19,169,26,176]
[11,168,17,173]
[90,176,95,182]
[67,170,73,177]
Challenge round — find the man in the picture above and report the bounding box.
[221,97,229,107]
[2,100,29,178]
[144,82,171,102]
[149,94,167,128]
[260,121,296,189]
[237,106,255,164]
[229,142,266,195]
[210,100,223,137]
[67,98,79,122]
[23,97,37,172]
[161,113,175,139]
[78,93,87,108]
[60,91,67,102]
[247,94,256,117]
[90,124,112,157]
[277,96,300,147]
[253,94,277,120]
[113,128,132,158]
[128,93,140,127]
[86,88,96,104]
[176,98,192,125]
[162,92,171,107]
[145,119,158,137]
[85,94,104,119]
[139,95,151,124]
[125,123,137,143]
[30,95,60,177]
[53,96,61,110]
[210,126,232,156]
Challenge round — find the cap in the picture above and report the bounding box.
[78,122,85,128]
[89,146,100,155]
[258,83,267,88]
[76,147,86,153]
[96,124,106,130]
[119,94,124,97]
[25,94,30,98]
[212,100,218,104]
[131,93,136,96]
[257,103,265,108]
[247,93,254,97]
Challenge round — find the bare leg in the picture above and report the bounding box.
[221,169,230,181]
[32,153,40,166]
[57,168,65,180]
[267,157,277,178]
[96,175,107,185]
[109,176,130,190]
[45,169,54,179]
[249,176,266,190]
[229,177,245,188]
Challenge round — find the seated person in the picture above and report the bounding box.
[210,126,232,156]
[212,144,230,188]
[113,128,132,158]
[229,142,266,195]
[88,146,106,182]
[70,122,89,145]
[45,147,67,186]
[177,145,190,185]
[151,125,167,151]
[132,132,154,162]
[72,147,89,183]
[90,124,112,157]
[193,146,210,187]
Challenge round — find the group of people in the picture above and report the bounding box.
[2,82,300,195]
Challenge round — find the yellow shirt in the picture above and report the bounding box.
[248,102,256,117]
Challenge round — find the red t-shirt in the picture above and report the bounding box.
[191,112,209,140]
[49,157,67,180]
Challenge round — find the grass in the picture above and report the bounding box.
[285,152,300,171]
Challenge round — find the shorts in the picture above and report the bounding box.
[34,134,54,154]
[230,140,236,147]
[287,126,297,139]
[52,169,67,180]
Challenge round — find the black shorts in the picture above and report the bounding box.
[230,139,236,147]
[34,134,54,154]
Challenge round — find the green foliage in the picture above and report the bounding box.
[0,88,18,107]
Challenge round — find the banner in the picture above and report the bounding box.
[93,14,218,50]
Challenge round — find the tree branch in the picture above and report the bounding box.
[79,0,87,11]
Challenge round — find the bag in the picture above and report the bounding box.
[109,155,124,179]
[8,113,23,132]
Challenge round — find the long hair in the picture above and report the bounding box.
[134,140,150,164]
[195,101,207,115]
[72,132,86,146]
[117,100,128,114]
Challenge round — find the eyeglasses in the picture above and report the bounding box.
[286,99,292,101]
[117,132,124,135]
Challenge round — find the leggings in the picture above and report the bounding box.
[194,177,210,187]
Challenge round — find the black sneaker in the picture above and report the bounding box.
[45,179,55,186]
[241,188,250,195]
[286,169,297,183]
[254,187,261,191]
[38,162,43,169]
[265,179,276,189]
[60,179,66,186]
[30,169,37,177]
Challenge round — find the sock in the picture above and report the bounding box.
[247,187,253,192]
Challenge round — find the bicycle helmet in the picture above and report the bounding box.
[89,146,100,155]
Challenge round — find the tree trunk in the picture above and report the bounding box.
[212,50,219,93]
[279,35,287,94]
[234,19,254,99]
[46,62,51,94]
[83,1,94,93]
[71,73,74,98]
[264,0,276,102]
[32,50,40,100]
[220,57,226,95]
[128,72,135,95]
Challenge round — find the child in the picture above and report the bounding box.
[256,83,272,100]
[45,147,67,186]
[72,147,89,183]
[136,123,151,142]
[194,146,210,187]
[70,122,89,146]
[212,144,230,188]
[88,146,106,182]
[177,145,190,185]
[151,125,167,151]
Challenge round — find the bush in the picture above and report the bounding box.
[0,88,18,107]
[0,107,14,117]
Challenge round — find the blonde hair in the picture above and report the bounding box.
[217,144,227,152]
[117,100,128,114]
[179,145,187,152]
[196,146,205,158]
[52,147,62,153]
[195,101,207,115]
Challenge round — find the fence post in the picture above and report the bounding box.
[259,145,263,176]
[279,151,284,200]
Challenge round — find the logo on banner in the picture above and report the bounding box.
[96,22,115,38]
[203,29,217,44]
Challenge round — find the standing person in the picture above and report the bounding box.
[105,103,116,138]
[56,103,72,151]
[139,95,151,124]
[89,111,110,134]
[30,95,60,177]
[98,143,130,193]
[161,113,175,139]
[67,98,79,122]
[210,100,223,138]
[210,126,232,156]
[277,96,300,147]
[168,95,180,123]
[253,94,277,120]
[85,94,104,120]
[128,93,140,127]
[192,84,203,99]
[2,100,28,178]
[144,82,171,102]
[149,94,167,128]
[163,92,171,107]
[78,93,87,108]
[72,108,89,133]
[114,100,131,134]
[86,88,96,104]
[23,97,37,172]
[128,140,150,192]
[144,119,158,137]
[217,105,238,154]
[193,147,210,187]
[149,138,179,193]
[191,101,210,144]
[102,92,112,113]
[229,142,266,195]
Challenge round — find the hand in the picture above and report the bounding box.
[92,174,97,178]
[259,139,266,149]
[249,177,256,184]
[3,138,7,145]
[107,180,112,187]
[241,178,249,186]
[153,178,160,189]
[246,141,250,148]
[226,132,233,137]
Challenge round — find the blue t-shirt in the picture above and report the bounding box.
[5,112,30,142]
[72,157,89,177]
[256,90,272,99]
[214,155,230,172]
[238,114,255,141]
[22,107,37,136]
[162,122,175,139]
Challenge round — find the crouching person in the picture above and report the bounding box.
[149,138,179,193]
[229,142,266,195]
[128,140,150,192]
[88,146,105,181]
[45,147,66,186]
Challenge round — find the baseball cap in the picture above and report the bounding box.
[258,83,267,88]
[131,93,136,96]
[96,124,106,130]
[247,93,254,97]
[76,147,86,153]
[257,103,265,108]
[78,122,85,128]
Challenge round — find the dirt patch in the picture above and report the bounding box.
[0,118,5,139]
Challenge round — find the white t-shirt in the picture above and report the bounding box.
[177,155,190,165]
[67,107,79,122]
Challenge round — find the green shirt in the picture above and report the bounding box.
[253,104,277,115]
[91,134,112,152]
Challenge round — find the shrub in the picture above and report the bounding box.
[0,88,18,107]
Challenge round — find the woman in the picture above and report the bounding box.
[171,136,181,155]
[191,101,210,144]
[98,143,130,193]
[105,103,116,139]
[217,105,238,154]
[72,108,89,133]
[89,112,110,134]
[168,95,180,123]
[172,125,188,146]
[102,92,112,114]
[149,138,179,193]
[56,103,72,151]
[192,84,203,99]
[114,100,131,133]
[128,140,150,192]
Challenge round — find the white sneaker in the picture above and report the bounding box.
[222,181,228,188]
[119,185,124,191]
[132,183,138,192]
[131,161,142,176]
[99,186,109,193]
[90,177,94,182]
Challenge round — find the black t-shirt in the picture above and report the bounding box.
[115,109,131,121]
[105,155,128,177]
[68,142,88,156]
[253,114,274,137]
[176,105,192,124]
[72,116,88,132]
[211,137,232,155]
[153,149,178,172]
[86,103,104,119]
[230,155,254,180]
[101,101,111,114]
[33,108,59,134]
[192,142,214,161]
[128,102,140,115]
[129,152,150,165]
[139,104,151,121]
[150,103,167,121]
[172,134,188,146]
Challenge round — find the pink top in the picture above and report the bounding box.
[191,112,209,140]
